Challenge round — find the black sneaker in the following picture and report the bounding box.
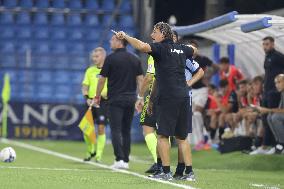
[83,152,96,161]
[173,173,183,180]
[152,171,173,181]
[181,172,196,181]
[148,166,163,178]
[145,163,159,173]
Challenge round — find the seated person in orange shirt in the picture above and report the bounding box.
[225,80,249,134]
[219,57,244,91]
[213,80,239,139]
[205,84,219,140]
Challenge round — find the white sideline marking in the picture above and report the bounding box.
[129,155,152,164]
[0,166,105,172]
[0,139,197,189]
[250,183,280,189]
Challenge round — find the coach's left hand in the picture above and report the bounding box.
[116,31,127,40]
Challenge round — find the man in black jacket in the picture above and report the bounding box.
[94,35,143,168]
[115,22,197,180]
[250,36,284,155]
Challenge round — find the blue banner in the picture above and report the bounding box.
[0,102,144,142]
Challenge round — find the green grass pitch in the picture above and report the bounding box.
[0,139,283,189]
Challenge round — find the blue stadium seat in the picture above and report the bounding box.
[53,56,69,68]
[34,27,49,39]
[33,55,51,68]
[0,12,14,24]
[85,0,99,9]
[102,15,118,27]
[10,83,19,100]
[37,84,53,101]
[119,15,134,28]
[69,0,82,9]
[52,0,65,8]
[34,12,48,25]
[36,70,53,83]
[18,70,35,83]
[54,71,69,83]
[0,55,16,67]
[85,28,100,40]
[51,28,66,39]
[16,12,31,25]
[84,14,99,26]
[18,84,36,101]
[67,13,82,26]
[121,1,131,12]
[71,71,84,84]
[33,43,49,53]
[75,93,84,103]
[51,42,67,54]
[0,27,14,39]
[101,0,115,11]
[55,85,72,102]
[19,0,33,8]
[102,42,111,53]
[0,42,15,53]
[85,42,99,52]
[68,29,83,40]
[16,53,29,67]
[16,27,32,39]
[51,13,65,26]
[35,0,49,8]
[3,0,18,8]
[16,41,32,53]
[105,29,115,40]
[68,43,84,54]
[69,56,87,69]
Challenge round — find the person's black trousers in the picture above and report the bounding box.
[262,91,281,146]
[109,100,135,163]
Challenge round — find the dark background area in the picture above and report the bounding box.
[154,0,284,26]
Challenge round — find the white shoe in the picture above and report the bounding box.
[111,160,125,169]
[265,147,276,155]
[249,147,269,155]
[123,162,129,169]
[111,160,129,169]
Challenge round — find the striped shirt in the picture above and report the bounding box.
[185,59,200,97]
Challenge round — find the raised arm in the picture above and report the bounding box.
[116,31,152,53]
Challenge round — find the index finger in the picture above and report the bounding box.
[111,29,118,35]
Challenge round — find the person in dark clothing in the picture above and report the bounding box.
[190,40,218,89]
[250,36,284,155]
[94,35,143,169]
[114,22,198,181]
[257,74,284,154]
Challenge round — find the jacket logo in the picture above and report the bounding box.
[171,49,184,54]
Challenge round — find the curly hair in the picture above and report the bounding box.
[154,22,173,41]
